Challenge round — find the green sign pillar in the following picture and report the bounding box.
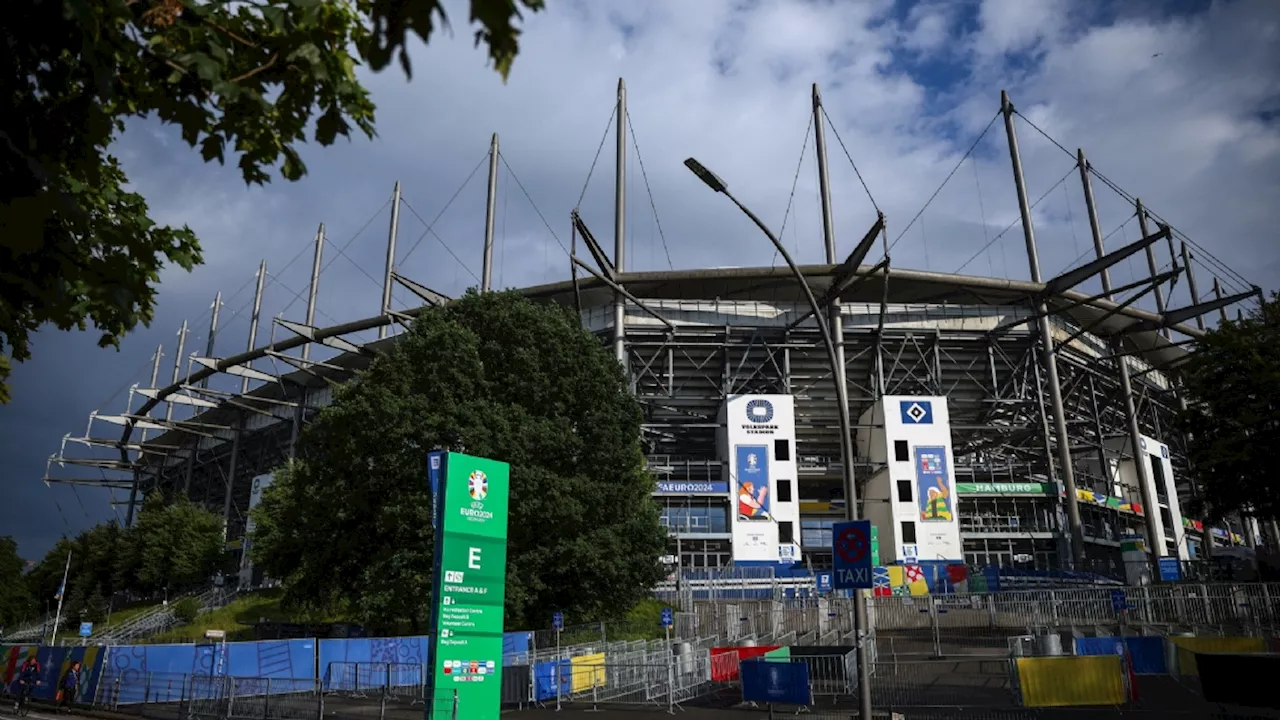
[426,452,511,720]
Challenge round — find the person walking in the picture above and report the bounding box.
[57,661,81,713]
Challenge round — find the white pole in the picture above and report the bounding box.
[50,550,72,646]
[555,627,561,712]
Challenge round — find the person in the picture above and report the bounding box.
[58,661,81,713]
[13,656,41,714]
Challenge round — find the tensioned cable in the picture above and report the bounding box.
[398,198,482,284]
[498,153,569,258]
[890,111,1001,253]
[581,103,619,210]
[626,110,673,270]
[819,106,881,216]
[771,114,814,268]
[1046,212,1137,279]
[399,151,489,267]
[1013,109,1258,302]
[953,162,1078,275]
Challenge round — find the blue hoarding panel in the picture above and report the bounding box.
[832,520,873,589]
[740,659,809,705]
[1073,636,1165,674]
[1159,557,1183,582]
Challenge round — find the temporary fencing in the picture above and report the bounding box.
[93,670,459,720]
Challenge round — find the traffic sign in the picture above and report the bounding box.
[660,607,674,629]
[832,520,873,589]
[552,612,564,631]
[816,572,832,593]
[1110,589,1127,612]
[78,622,93,637]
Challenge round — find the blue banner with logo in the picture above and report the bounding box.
[914,445,953,523]
[734,445,770,521]
[655,481,730,494]
[740,659,809,705]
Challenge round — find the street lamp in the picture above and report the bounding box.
[684,157,873,720]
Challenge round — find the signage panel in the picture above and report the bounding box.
[734,445,771,520]
[955,482,1054,496]
[914,445,953,523]
[654,481,730,495]
[427,452,511,720]
[832,520,873,589]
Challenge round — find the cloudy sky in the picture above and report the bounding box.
[3,0,1277,561]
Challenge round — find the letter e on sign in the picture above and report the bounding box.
[469,547,482,569]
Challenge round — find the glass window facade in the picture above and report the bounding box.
[658,497,730,534]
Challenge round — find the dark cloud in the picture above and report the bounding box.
[4,0,1277,559]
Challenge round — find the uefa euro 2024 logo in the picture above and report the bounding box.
[468,470,488,500]
[746,453,759,472]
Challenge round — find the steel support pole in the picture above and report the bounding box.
[1002,91,1084,566]
[186,295,222,494]
[1077,150,1112,298]
[379,182,402,339]
[126,345,165,525]
[1075,153,1165,567]
[303,225,325,361]
[1135,200,1169,338]
[1115,335,1165,565]
[812,83,872,720]
[1213,279,1229,325]
[222,414,242,532]
[1180,242,1206,332]
[482,134,499,292]
[613,79,627,366]
[1177,239,1210,561]
[243,260,267,394]
[166,320,188,423]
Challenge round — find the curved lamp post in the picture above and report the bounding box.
[684,157,873,720]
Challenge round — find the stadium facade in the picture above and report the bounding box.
[46,81,1266,587]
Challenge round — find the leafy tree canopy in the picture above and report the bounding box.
[23,495,226,628]
[0,537,33,629]
[0,0,544,403]
[1181,292,1280,523]
[250,291,667,632]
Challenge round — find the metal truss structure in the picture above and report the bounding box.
[42,80,1267,579]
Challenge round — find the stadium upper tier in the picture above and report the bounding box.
[122,261,1199,457]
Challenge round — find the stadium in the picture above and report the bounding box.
[41,81,1266,594]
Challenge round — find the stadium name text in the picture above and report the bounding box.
[655,481,730,495]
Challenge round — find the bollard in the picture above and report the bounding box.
[450,689,458,720]
[263,678,271,720]
[113,676,121,711]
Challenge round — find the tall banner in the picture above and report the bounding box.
[426,452,511,720]
[914,445,953,522]
[734,444,771,520]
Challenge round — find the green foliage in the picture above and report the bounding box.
[24,495,226,627]
[172,597,202,625]
[1181,292,1280,522]
[0,537,34,628]
[0,0,544,403]
[251,291,667,631]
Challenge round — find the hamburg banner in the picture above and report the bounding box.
[734,445,771,520]
[914,445,953,522]
[426,452,511,720]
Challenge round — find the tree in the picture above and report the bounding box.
[0,537,33,628]
[1181,292,1280,523]
[0,0,545,403]
[251,291,667,631]
[132,495,226,593]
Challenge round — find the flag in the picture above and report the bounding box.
[54,583,64,600]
